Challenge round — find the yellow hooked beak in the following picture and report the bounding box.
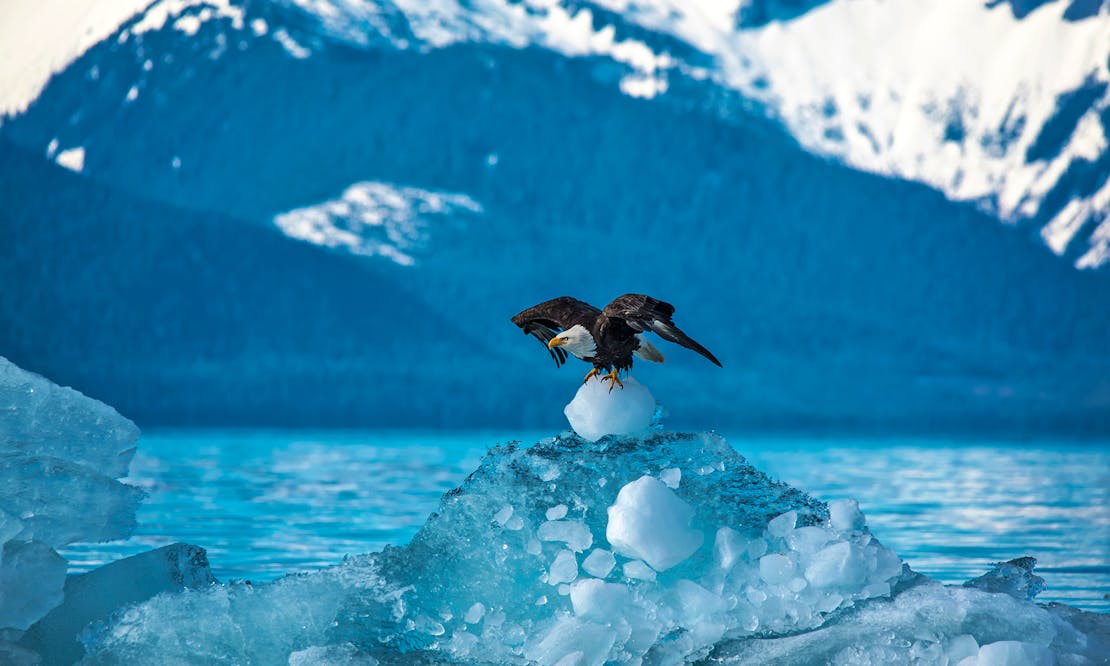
[547,337,565,350]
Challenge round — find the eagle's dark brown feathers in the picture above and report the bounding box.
[511,294,721,372]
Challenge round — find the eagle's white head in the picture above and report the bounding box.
[547,324,597,359]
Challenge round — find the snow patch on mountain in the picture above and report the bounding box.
[273,182,482,266]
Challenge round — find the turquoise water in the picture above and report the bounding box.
[61,430,1110,612]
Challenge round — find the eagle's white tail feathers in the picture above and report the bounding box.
[634,335,665,363]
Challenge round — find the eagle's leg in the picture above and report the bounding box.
[583,368,601,384]
[601,369,624,392]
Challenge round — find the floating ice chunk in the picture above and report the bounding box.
[0,357,142,633]
[659,467,681,489]
[0,356,138,477]
[581,549,615,578]
[537,520,592,552]
[564,376,655,442]
[88,431,1110,665]
[963,556,1046,601]
[606,475,703,571]
[21,543,216,664]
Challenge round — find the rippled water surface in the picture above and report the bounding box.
[61,430,1110,612]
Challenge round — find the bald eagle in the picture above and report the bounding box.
[511,294,721,389]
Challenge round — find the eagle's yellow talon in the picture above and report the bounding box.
[601,369,624,392]
[583,368,601,384]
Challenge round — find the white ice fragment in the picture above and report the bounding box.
[747,538,768,560]
[746,587,767,604]
[545,504,568,521]
[714,527,746,571]
[785,526,833,555]
[671,579,724,626]
[492,505,513,526]
[537,520,592,552]
[581,549,616,578]
[828,499,865,531]
[548,550,578,585]
[523,617,616,666]
[758,554,795,585]
[805,542,865,589]
[622,560,656,582]
[570,579,631,621]
[526,539,542,555]
[463,602,485,624]
[767,511,797,537]
[975,640,1054,666]
[606,476,703,571]
[659,467,681,489]
[564,375,655,442]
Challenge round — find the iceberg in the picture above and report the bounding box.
[0,357,143,632]
[0,357,218,666]
[3,358,1106,663]
[75,427,1109,665]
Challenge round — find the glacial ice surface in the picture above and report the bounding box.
[0,356,143,631]
[77,427,1110,664]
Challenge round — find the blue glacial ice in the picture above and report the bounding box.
[77,427,1110,665]
[0,357,143,631]
[0,357,217,664]
[3,357,1108,664]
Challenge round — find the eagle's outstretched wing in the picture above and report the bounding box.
[511,296,602,367]
[603,294,722,366]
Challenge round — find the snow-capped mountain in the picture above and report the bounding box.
[4,0,1107,268]
[3,0,1109,432]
